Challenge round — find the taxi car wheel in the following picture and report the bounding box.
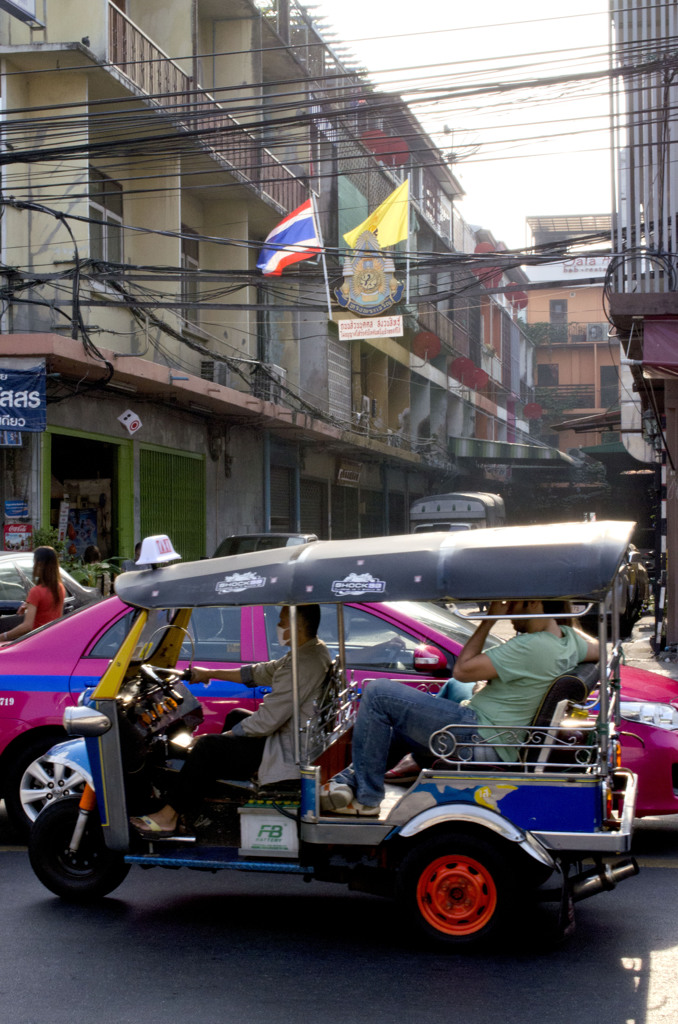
[13,746,87,831]
[397,833,513,947]
[5,734,77,835]
[28,796,130,902]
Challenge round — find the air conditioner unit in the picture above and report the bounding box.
[587,323,606,342]
[252,363,287,404]
[361,394,371,415]
[200,359,231,388]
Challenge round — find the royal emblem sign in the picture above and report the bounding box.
[335,232,404,316]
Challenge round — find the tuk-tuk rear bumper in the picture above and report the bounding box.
[532,768,637,854]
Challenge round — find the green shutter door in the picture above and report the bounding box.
[139,446,205,561]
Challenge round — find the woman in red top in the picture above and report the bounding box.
[0,546,66,642]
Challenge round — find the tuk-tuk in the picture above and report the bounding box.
[28,521,639,948]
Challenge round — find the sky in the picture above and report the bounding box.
[309,1,612,250]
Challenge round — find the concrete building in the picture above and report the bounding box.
[521,215,655,531]
[608,0,677,646]
[0,0,559,561]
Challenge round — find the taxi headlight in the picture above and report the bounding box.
[620,701,678,730]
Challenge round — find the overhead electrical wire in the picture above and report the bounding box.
[0,3,666,422]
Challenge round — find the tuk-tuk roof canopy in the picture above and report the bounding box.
[114,520,635,610]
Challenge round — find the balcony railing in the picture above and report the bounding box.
[523,322,609,346]
[108,2,307,214]
[535,384,597,411]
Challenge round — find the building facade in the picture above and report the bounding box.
[0,0,557,560]
[608,0,675,644]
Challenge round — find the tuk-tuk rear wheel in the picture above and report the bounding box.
[28,795,130,902]
[398,833,511,947]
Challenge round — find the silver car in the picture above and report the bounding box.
[0,552,100,622]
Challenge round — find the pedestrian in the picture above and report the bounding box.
[0,546,66,643]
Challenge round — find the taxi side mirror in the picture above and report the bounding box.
[413,644,449,675]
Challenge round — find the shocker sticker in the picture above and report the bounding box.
[215,571,267,593]
[331,572,386,597]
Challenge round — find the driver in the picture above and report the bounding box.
[130,603,331,840]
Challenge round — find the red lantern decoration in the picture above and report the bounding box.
[449,356,476,385]
[506,283,528,310]
[472,242,503,289]
[523,402,543,419]
[472,367,489,390]
[360,129,409,167]
[412,331,442,361]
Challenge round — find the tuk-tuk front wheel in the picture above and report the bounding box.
[398,833,511,947]
[28,795,130,902]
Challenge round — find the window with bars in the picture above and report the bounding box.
[181,226,199,327]
[600,365,620,409]
[89,167,123,263]
[537,363,559,387]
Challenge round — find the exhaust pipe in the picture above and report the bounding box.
[572,858,639,903]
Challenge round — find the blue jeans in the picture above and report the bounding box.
[336,679,485,806]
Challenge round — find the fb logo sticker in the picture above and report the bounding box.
[257,825,283,840]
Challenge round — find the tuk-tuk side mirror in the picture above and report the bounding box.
[64,704,113,737]
[413,644,449,675]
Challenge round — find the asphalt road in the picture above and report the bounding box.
[2,612,677,1023]
[1,803,677,1024]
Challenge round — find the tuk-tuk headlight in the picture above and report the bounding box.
[621,701,678,730]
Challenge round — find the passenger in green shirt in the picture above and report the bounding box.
[460,601,598,761]
[322,600,599,815]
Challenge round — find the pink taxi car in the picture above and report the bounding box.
[0,594,676,832]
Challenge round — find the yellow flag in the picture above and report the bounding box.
[343,180,409,249]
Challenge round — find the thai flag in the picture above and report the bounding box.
[256,198,321,276]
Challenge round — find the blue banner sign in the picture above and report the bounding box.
[0,364,46,432]
[0,431,22,447]
[4,500,28,518]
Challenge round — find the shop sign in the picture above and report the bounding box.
[338,316,403,341]
[563,256,610,276]
[57,501,70,543]
[484,464,512,483]
[0,363,46,431]
[0,431,22,446]
[118,409,143,435]
[4,499,28,519]
[3,523,32,552]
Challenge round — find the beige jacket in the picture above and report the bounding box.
[230,637,332,785]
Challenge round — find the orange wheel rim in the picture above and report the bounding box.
[416,854,498,936]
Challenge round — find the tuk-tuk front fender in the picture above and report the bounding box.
[41,737,94,790]
[394,803,556,870]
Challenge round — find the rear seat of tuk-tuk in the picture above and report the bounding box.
[426,661,600,772]
[519,661,599,769]
[376,662,598,780]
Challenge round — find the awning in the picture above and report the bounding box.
[643,318,678,377]
[581,440,627,456]
[551,409,621,433]
[448,437,575,465]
